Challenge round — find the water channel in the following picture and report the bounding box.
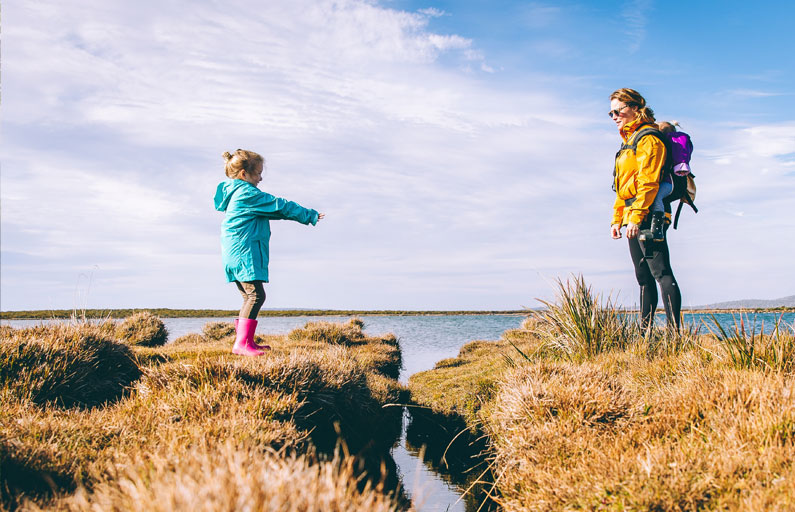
[4,311,793,510]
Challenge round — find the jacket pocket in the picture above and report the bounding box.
[256,241,267,269]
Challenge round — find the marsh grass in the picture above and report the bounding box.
[0,323,141,408]
[115,311,169,347]
[708,313,795,372]
[637,322,702,359]
[33,443,405,512]
[485,354,795,511]
[288,317,367,345]
[1,317,407,511]
[201,321,235,341]
[409,335,539,428]
[170,332,208,345]
[287,318,402,379]
[533,275,637,360]
[409,278,795,511]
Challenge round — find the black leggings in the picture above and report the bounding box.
[628,235,682,329]
[235,281,266,319]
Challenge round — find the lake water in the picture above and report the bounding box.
[4,311,793,511]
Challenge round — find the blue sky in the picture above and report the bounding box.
[1,0,793,311]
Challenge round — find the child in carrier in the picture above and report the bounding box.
[643,121,693,241]
[214,149,324,356]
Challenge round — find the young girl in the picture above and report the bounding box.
[214,149,324,356]
[644,121,693,241]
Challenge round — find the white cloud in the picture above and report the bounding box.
[2,0,794,310]
[620,0,651,53]
[729,89,789,98]
[418,8,447,18]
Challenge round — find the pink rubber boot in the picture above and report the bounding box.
[232,318,266,356]
[235,318,270,350]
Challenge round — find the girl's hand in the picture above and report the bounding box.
[317,213,325,221]
[626,222,639,239]
[611,224,622,239]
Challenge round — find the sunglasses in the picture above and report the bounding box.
[608,104,631,118]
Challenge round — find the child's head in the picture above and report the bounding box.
[658,121,680,134]
[223,149,264,180]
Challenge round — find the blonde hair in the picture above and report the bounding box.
[222,149,264,179]
[610,88,656,125]
[658,120,681,134]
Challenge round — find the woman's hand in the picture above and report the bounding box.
[626,222,639,239]
[317,213,325,221]
[611,224,622,239]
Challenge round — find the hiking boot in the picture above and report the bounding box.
[650,211,665,241]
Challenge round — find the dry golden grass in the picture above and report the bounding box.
[408,329,541,435]
[0,323,141,407]
[288,318,367,345]
[115,311,169,347]
[30,443,403,512]
[201,321,235,341]
[170,332,207,345]
[408,278,795,511]
[485,351,795,511]
[707,313,795,372]
[1,318,408,511]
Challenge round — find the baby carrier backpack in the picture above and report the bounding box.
[613,125,698,229]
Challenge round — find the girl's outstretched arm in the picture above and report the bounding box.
[241,187,320,225]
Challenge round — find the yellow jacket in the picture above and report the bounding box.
[612,119,668,226]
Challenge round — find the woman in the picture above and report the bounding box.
[609,88,682,329]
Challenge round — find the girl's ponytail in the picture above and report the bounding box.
[223,149,264,179]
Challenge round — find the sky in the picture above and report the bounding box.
[1,0,794,312]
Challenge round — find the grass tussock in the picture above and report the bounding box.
[115,311,169,347]
[0,323,141,408]
[1,317,406,511]
[485,355,795,510]
[409,333,542,429]
[532,275,637,360]
[170,332,207,345]
[288,317,368,345]
[709,313,795,372]
[288,318,402,380]
[34,443,405,512]
[201,320,236,340]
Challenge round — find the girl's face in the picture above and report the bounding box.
[609,98,637,130]
[242,162,264,186]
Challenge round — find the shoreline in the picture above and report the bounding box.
[2,307,793,320]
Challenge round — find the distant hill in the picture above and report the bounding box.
[698,295,795,309]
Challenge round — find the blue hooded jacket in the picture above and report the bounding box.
[214,179,319,283]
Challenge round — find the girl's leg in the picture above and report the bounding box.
[648,180,674,242]
[628,236,657,329]
[235,281,266,319]
[232,281,268,355]
[651,180,673,213]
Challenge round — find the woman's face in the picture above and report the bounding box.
[609,98,637,130]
